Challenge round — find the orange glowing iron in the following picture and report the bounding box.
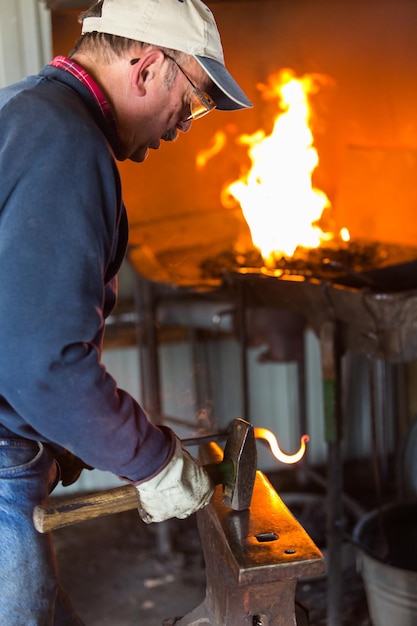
[254,427,309,464]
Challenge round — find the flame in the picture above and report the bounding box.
[196,130,227,169]
[340,227,350,242]
[222,68,349,263]
[254,427,309,464]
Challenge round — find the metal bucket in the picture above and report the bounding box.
[353,501,417,626]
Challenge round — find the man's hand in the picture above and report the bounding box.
[135,433,214,524]
[55,450,93,487]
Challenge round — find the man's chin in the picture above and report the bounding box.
[129,147,151,163]
[126,133,177,161]
[162,128,178,142]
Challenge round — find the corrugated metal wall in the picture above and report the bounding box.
[0,0,51,87]
[56,325,355,495]
[59,316,403,495]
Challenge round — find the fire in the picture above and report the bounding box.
[340,227,350,242]
[196,130,227,169]
[222,68,349,264]
[254,427,309,464]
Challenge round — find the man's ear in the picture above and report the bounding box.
[131,49,165,97]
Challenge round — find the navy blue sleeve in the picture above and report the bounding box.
[0,76,170,482]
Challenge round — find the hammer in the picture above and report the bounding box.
[33,418,257,534]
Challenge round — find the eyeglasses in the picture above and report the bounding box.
[130,53,216,121]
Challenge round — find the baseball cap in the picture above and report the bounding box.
[81,0,253,111]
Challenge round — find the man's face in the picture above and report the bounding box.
[119,53,212,163]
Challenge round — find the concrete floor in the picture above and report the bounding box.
[53,483,371,625]
[55,511,207,626]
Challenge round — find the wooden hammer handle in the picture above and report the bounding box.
[32,461,226,534]
[33,484,139,534]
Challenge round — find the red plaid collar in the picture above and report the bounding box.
[50,56,117,136]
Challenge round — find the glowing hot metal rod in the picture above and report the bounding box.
[254,428,310,464]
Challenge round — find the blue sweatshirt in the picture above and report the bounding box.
[0,63,170,482]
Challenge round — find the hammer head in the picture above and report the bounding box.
[223,418,257,510]
[200,418,257,511]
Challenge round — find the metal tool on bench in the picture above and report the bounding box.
[33,418,257,534]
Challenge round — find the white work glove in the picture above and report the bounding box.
[135,433,214,524]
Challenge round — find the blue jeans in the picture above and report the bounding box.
[0,429,84,625]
